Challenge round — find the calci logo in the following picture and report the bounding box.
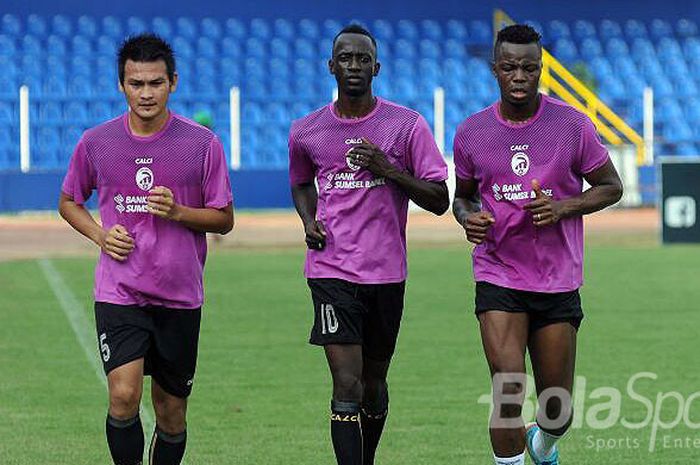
[136,167,154,191]
[510,144,530,176]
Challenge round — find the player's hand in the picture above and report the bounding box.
[304,220,327,250]
[147,186,181,221]
[98,224,134,262]
[348,138,396,177]
[462,211,496,245]
[523,179,563,227]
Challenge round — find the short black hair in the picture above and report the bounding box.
[494,24,542,60]
[118,33,176,85]
[332,24,377,52]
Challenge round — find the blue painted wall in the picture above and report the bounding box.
[6,0,699,23]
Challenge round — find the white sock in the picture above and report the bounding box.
[494,451,525,465]
[532,426,562,457]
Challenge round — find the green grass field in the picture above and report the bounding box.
[1,243,699,464]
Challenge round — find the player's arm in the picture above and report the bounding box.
[58,192,135,261]
[524,160,623,226]
[146,186,233,234]
[291,182,326,250]
[453,177,495,245]
[349,139,449,215]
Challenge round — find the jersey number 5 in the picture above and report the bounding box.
[99,333,111,362]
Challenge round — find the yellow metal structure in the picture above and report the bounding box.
[493,9,646,164]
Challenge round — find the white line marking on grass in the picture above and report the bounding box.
[38,259,156,437]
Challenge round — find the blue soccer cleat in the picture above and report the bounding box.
[525,422,560,465]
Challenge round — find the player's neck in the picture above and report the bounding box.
[334,93,377,119]
[128,109,170,137]
[499,93,541,123]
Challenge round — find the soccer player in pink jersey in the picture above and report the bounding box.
[58,34,233,465]
[452,25,623,465]
[289,24,449,465]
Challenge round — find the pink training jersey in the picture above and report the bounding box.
[62,112,233,309]
[289,98,448,284]
[453,94,610,292]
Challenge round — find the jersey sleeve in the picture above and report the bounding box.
[577,116,610,175]
[406,115,448,182]
[61,137,96,205]
[202,136,233,208]
[452,123,475,180]
[288,123,315,185]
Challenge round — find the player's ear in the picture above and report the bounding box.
[170,72,178,92]
[373,62,380,77]
[491,60,498,78]
[328,58,334,75]
[118,80,124,93]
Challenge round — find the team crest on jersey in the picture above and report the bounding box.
[136,167,154,191]
[345,148,361,171]
[511,151,530,176]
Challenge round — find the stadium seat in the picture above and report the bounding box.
[246,37,266,58]
[0,56,18,78]
[548,20,571,41]
[663,118,693,143]
[631,38,656,61]
[269,57,289,79]
[322,19,342,39]
[0,101,13,123]
[72,36,93,55]
[225,18,246,39]
[47,35,67,56]
[220,57,241,85]
[126,17,147,36]
[372,19,393,41]
[35,127,61,168]
[245,80,267,99]
[573,20,596,41]
[553,38,577,63]
[420,20,442,41]
[650,19,673,41]
[221,37,242,58]
[298,19,319,40]
[243,102,264,124]
[62,126,84,154]
[90,101,115,122]
[22,34,42,55]
[27,14,47,37]
[0,34,16,55]
[20,76,42,97]
[269,37,290,59]
[173,36,194,59]
[250,18,271,40]
[599,19,622,41]
[197,37,217,58]
[2,14,21,37]
[625,19,648,39]
[97,36,116,56]
[446,19,467,41]
[64,101,90,124]
[683,37,700,61]
[51,15,72,38]
[295,38,316,60]
[676,19,698,38]
[468,20,491,44]
[580,37,603,60]
[396,20,418,41]
[69,75,93,98]
[102,16,122,39]
[152,17,173,38]
[274,18,294,40]
[177,17,197,39]
[43,76,67,98]
[290,101,313,119]
[71,56,92,77]
[606,37,630,58]
[658,37,683,58]
[200,17,222,39]
[38,102,62,124]
[77,16,97,38]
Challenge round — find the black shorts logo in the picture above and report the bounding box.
[320,303,339,334]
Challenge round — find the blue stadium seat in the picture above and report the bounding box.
[71,56,92,77]
[631,38,655,61]
[322,19,342,39]
[246,37,266,58]
[419,39,440,59]
[651,76,675,98]
[243,102,264,124]
[677,19,699,38]
[21,76,42,97]
[35,127,61,168]
[177,17,197,39]
[553,38,577,63]
[27,14,47,37]
[292,78,316,99]
[95,76,118,97]
[0,101,13,123]
[220,58,241,85]
[69,75,92,98]
[112,101,126,116]
[394,79,417,100]
[298,19,319,40]
[372,19,393,41]
[78,16,97,38]
[420,20,442,41]
[169,101,190,116]
[269,58,289,79]
[97,36,116,56]
[446,19,467,41]
[126,17,147,36]
[419,59,442,81]
[245,80,267,99]
[580,37,603,60]
[467,58,491,80]
[64,101,89,124]
[0,56,18,78]
[548,20,571,41]
[215,101,230,121]
[173,36,194,59]
[274,18,294,40]
[318,38,333,58]
[221,37,242,57]
[47,35,67,56]
[90,101,115,122]
[683,38,700,61]
[194,79,219,98]
[2,14,21,36]
[265,102,289,124]
[269,81,292,100]
[589,56,613,80]
[444,58,466,79]
[197,37,217,58]
[39,102,62,124]
[290,102,313,119]
[672,75,698,98]
[62,126,84,155]
[22,35,42,55]
[625,19,648,39]
[599,19,622,41]
[606,37,630,58]
[597,75,626,101]
[373,78,392,98]
[613,56,638,78]
[444,39,466,59]
[225,18,246,39]
[573,20,596,41]
[250,18,271,40]
[270,38,290,59]
[658,37,683,58]
[195,57,216,79]
[72,36,93,55]
[295,38,316,59]
[96,55,116,78]
[0,34,15,55]
[663,118,693,143]
[152,17,173,38]
[43,76,67,98]
[650,19,673,41]
[468,20,491,45]
[396,20,418,41]
[102,16,122,39]
[200,18,222,39]
[52,15,73,38]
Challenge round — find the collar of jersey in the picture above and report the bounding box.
[493,93,548,129]
[328,97,383,124]
[123,110,175,143]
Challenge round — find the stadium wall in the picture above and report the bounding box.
[6,0,700,23]
[0,170,293,212]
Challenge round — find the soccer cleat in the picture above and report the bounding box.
[525,422,560,465]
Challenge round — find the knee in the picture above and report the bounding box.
[109,383,142,419]
[362,378,388,414]
[491,372,527,419]
[153,398,187,434]
[332,370,362,402]
[538,395,573,436]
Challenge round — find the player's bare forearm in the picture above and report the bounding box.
[58,192,105,246]
[291,182,318,227]
[171,204,234,234]
[452,177,481,225]
[557,159,623,219]
[384,168,449,215]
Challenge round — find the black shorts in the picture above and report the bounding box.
[94,302,201,398]
[475,281,584,332]
[307,278,406,362]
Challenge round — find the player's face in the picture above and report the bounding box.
[329,33,379,97]
[119,59,178,122]
[493,42,542,107]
